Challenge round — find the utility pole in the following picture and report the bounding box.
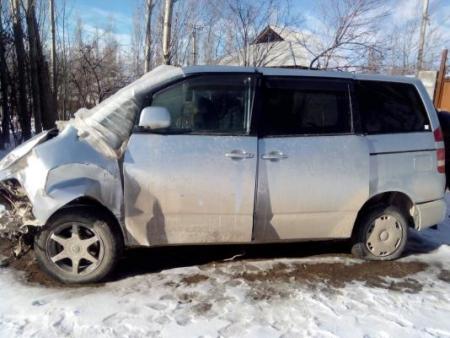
[162,0,174,65]
[49,0,57,96]
[416,0,429,75]
[191,25,200,65]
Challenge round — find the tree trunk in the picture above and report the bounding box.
[10,0,31,140]
[26,0,42,133]
[162,0,174,65]
[27,0,57,130]
[49,0,57,102]
[0,2,10,147]
[144,0,154,72]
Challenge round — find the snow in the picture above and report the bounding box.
[1,202,450,337]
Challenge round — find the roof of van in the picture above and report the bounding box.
[182,65,421,85]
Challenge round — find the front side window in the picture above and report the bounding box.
[356,81,430,134]
[149,75,255,134]
[262,77,351,136]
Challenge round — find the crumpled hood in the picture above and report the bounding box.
[0,129,57,175]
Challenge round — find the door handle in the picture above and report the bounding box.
[225,150,255,160]
[261,151,288,161]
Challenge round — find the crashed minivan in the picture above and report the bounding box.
[0,65,446,283]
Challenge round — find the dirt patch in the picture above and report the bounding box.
[383,278,423,293]
[0,239,63,287]
[177,291,200,304]
[181,274,209,285]
[235,260,428,293]
[247,285,291,301]
[0,238,430,294]
[0,239,103,288]
[192,302,212,315]
[164,280,179,288]
[438,269,450,283]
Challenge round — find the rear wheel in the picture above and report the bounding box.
[34,210,122,284]
[351,206,408,260]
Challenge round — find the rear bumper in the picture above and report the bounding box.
[414,198,447,230]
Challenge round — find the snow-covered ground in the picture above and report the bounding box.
[1,203,450,338]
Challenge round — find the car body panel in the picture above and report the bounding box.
[123,134,257,246]
[367,133,445,204]
[253,135,370,241]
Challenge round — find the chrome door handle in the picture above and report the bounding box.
[225,150,255,160]
[261,151,288,161]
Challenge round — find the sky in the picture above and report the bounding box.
[67,0,450,49]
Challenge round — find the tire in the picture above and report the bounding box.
[351,205,408,260]
[34,209,123,284]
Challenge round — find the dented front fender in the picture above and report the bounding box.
[0,126,124,239]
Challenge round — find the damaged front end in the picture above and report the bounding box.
[0,125,125,257]
[0,130,59,255]
[0,65,184,256]
[0,130,58,242]
[0,180,38,257]
[0,179,37,239]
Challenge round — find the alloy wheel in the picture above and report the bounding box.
[45,222,104,276]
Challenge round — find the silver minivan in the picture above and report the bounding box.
[0,65,446,283]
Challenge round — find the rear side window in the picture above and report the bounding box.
[356,81,430,134]
[262,78,351,136]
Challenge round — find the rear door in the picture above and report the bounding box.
[123,74,258,246]
[253,77,370,241]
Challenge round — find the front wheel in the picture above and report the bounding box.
[351,206,408,260]
[34,210,122,284]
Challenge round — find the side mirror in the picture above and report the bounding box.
[138,106,171,130]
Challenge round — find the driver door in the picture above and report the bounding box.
[123,74,259,246]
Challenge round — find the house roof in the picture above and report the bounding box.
[252,26,284,44]
[221,25,319,68]
[253,26,315,44]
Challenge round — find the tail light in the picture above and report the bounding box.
[437,148,445,173]
[434,127,445,173]
[434,128,443,142]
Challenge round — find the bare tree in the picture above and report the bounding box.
[201,3,224,64]
[296,0,387,70]
[25,0,57,130]
[222,0,260,66]
[68,19,128,109]
[205,0,295,67]
[10,0,30,140]
[26,0,42,133]
[0,1,11,147]
[49,0,57,95]
[162,0,174,65]
[170,0,197,65]
[131,4,145,77]
[382,0,448,75]
[144,0,155,72]
[384,19,418,75]
[58,0,70,119]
